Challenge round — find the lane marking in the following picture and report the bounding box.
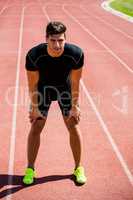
[62,4,133,74]
[0,0,10,15]
[6,2,47,198]
[6,6,25,200]
[80,80,133,185]
[80,4,133,40]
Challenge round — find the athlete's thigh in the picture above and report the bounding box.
[38,85,52,117]
[58,85,72,117]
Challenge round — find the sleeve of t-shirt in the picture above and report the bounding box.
[72,51,84,70]
[25,49,38,71]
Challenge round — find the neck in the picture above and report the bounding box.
[47,46,64,57]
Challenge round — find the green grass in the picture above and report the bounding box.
[110,0,133,17]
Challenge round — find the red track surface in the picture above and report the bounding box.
[0,0,133,199]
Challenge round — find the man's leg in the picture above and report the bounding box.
[63,116,87,184]
[58,86,83,168]
[63,116,83,168]
[23,118,46,185]
[27,118,47,169]
[24,85,50,184]
[58,86,87,184]
[27,85,52,169]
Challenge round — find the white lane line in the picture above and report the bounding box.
[6,6,25,200]
[63,5,133,74]
[80,5,133,40]
[80,80,133,186]
[42,6,50,21]
[0,0,10,15]
[6,2,46,198]
[37,0,51,21]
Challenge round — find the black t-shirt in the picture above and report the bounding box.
[25,43,84,86]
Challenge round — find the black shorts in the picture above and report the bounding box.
[37,84,72,117]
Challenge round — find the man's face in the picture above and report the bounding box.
[46,33,66,56]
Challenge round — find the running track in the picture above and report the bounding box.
[0,0,133,199]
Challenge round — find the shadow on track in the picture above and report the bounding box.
[0,174,74,198]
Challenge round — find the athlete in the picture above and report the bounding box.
[23,21,87,185]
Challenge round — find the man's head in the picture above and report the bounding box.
[46,21,67,57]
[46,21,66,38]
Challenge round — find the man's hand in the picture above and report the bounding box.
[67,105,81,125]
[29,107,46,123]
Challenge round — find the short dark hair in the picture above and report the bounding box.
[46,21,67,38]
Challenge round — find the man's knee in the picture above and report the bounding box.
[64,116,79,130]
[30,119,46,134]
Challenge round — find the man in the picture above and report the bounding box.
[23,21,87,185]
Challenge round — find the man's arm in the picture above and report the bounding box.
[67,67,83,124]
[26,70,45,122]
[27,70,39,109]
[70,67,82,108]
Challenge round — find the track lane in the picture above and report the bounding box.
[63,5,133,73]
[80,5,133,40]
[0,3,23,178]
[82,0,133,37]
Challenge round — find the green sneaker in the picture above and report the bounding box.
[73,166,87,184]
[23,168,35,185]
